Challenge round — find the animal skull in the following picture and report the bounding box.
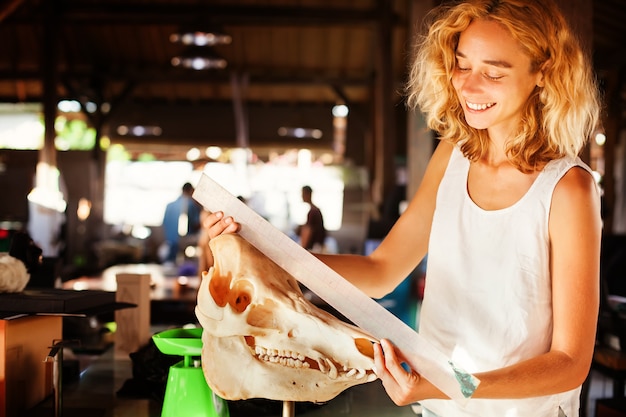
[195,234,378,402]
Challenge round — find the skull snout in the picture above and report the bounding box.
[230,279,253,313]
[208,269,253,314]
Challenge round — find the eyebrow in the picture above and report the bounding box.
[456,51,513,69]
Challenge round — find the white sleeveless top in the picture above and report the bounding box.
[419,145,593,417]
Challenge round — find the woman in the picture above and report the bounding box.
[204,0,602,415]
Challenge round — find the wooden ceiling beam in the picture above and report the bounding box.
[7,4,404,27]
[0,68,372,87]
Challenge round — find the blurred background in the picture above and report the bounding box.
[1,2,625,416]
[0,0,624,282]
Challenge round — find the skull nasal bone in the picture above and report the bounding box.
[229,279,254,313]
[209,271,232,307]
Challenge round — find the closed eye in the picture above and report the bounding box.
[484,73,504,81]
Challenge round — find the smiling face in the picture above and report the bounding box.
[451,18,543,141]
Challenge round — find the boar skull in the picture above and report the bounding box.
[195,234,378,402]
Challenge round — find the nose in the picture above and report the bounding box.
[457,71,484,96]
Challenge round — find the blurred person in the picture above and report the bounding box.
[297,185,326,252]
[162,182,201,265]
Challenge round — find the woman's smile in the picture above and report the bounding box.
[465,101,496,111]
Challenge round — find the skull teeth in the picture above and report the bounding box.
[317,357,337,379]
[253,344,369,380]
[344,366,367,379]
[255,346,310,369]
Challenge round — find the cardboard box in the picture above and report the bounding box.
[0,315,62,417]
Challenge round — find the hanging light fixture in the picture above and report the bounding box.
[170,21,231,70]
[170,23,232,47]
[170,29,232,47]
[171,46,227,70]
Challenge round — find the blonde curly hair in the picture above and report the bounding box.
[406,0,601,172]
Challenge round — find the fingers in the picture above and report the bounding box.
[377,339,409,379]
[373,340,386,377]
[374,339,422,406]
[382,339,412,374]
[203,211,241,239]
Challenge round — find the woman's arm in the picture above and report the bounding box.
[316,141,453,298]
[374,165,602,405]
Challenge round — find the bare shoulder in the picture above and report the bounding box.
[553,165,598,205]
[550,164,601,232]
[431,140,455,166]
[423,140,454,181]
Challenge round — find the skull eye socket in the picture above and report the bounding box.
[229,279,254,313]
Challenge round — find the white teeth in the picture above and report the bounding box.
[252,344,371,379]
[326,358,338,380]
[317,358,329,374]
[466,101,494,110]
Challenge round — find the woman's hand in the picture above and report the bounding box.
[203,211,241,239]
[374,339,439,406]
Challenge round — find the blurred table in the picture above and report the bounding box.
[63,264,201,324]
